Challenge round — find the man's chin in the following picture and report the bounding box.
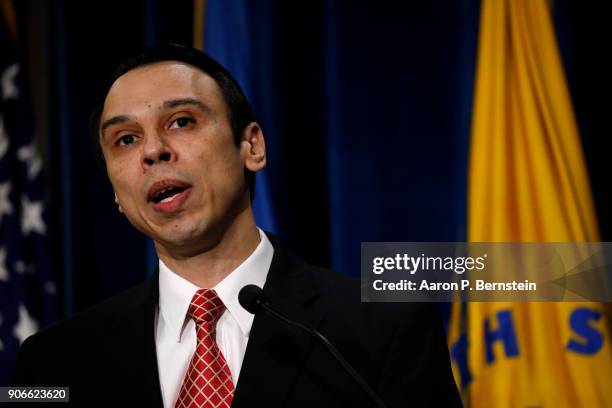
[153,227,221,256]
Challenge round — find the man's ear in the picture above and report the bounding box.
[114,193,124,214]
[241,122,266,172]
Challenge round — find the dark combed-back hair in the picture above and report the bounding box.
[89,43,257,200]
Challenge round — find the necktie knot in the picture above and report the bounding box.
[188,289,225,326]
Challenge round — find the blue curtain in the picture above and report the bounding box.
[202,0,479,274]
[204,0,278,234]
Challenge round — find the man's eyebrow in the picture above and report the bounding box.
[99,99,209,136]
[162,98,210,112]
[100,115,131,135]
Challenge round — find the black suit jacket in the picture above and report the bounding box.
[12,236,461,407]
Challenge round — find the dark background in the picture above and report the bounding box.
[9,0,612,320]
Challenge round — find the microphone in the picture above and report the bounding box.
[238,284,269,314]
[239,284,389,408]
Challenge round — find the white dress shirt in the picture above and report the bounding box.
[155,228,274,408]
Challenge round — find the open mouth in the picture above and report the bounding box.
[147,179,192,209]
[151,186,187,204]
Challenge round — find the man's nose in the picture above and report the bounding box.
[141,132,175,168]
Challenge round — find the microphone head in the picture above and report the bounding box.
[239,284,268,314]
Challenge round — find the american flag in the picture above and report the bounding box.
[0,10,57,385]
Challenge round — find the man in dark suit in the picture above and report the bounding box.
[12,44,461,407]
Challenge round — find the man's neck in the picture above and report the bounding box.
[155,215,262,289]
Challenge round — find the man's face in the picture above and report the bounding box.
[99,61,260,254]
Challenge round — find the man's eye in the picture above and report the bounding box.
[116,134,136,146]
[170,117,194,129]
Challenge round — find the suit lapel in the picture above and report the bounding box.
[231,236,325,407]
[106,275,164,407]
[103,236,322,407]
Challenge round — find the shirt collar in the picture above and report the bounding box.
[158,228,274,342]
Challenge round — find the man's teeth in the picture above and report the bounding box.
[158,190,179,203]
[152,186,185,204]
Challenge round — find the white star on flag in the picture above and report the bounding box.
[14,260,34,275]
[2,63,19,100]
[0,182,12,225]
[0,247,8,281]
[21,195,46,235]
[45,281,57,295]
[13,304,38,344]
[0,114,8,160]
[17,141,42,180]
[15,260,25,274]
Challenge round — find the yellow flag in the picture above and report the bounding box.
[448,0,612,406]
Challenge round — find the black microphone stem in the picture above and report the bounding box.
[257,300,390,408]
